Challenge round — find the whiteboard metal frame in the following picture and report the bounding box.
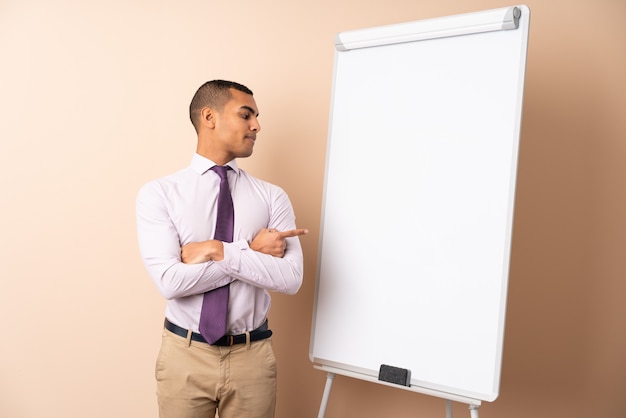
[335,6,521,51]
[315,366,482,416]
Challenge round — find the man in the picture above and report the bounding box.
[136,80,308,418]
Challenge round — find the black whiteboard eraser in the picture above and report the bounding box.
[378,364,411,387]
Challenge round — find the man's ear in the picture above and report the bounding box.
[200,107,216,129]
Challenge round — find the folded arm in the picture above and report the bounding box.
[182,227,309,295]
[136,184,232,300]
[137,181,308,299]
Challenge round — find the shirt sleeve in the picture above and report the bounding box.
[136,181,232,300]
[217,188,304,295]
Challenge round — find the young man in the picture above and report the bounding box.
[136,80,308,418]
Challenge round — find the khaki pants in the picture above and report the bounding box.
[156,327,277,418]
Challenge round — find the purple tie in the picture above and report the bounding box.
[199,165,234,344]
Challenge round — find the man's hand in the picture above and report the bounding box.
[181,240,224,264]
[250,228,309,258]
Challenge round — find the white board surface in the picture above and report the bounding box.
[310,6,530,403]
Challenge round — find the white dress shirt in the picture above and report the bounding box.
[136,153,304,335]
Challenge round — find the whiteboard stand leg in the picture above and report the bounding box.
[318,372,336,418]
[446,400,453,418]
[469,403,479,418]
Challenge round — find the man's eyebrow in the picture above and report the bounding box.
[240,105,259,117]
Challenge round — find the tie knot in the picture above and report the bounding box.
[211,165,230,180]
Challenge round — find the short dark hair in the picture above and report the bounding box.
[189,80,254,132]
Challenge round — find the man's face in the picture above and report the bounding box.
[213,88,261,161]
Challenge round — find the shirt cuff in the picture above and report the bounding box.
[218,239,248,273]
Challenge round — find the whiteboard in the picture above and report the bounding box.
[310,6,530,403]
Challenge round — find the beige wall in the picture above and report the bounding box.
[1,0,625,417]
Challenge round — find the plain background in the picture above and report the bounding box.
[1,1,624,417]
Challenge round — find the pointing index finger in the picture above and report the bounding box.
[278,228,309,238]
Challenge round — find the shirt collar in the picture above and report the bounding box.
[191,153,240,175]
